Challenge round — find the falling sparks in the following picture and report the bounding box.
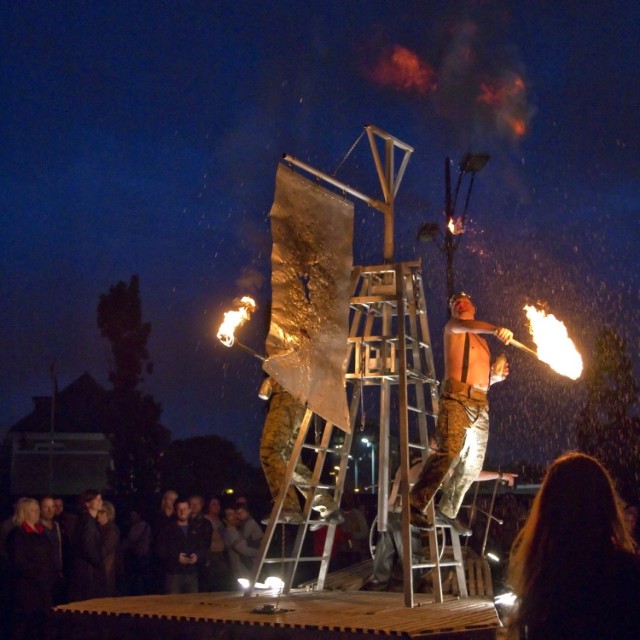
[370,45,436,94]
[217,296,256,347]
[523,305,583,380]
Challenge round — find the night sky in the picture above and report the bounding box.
[2,1,638,468]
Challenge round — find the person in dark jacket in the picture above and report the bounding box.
[155,498,206,594]
[67,489,105,602]
[6,497,56,640]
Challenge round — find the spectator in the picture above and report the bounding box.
[151,489,178,593]
[202,498,231,591]
[234,496,248,510]
[53,498,77,544]
[155,490,178,531]
[5,497,56,640]
[1,499,23,636]
[337,492,369,566]
[223,507,259,586]
[506,452,640,640]
[235,502,263,551]
[39,496,66,604]
[155,498,205,594]
[188,495,213,591]
[97,501,121,597]
[68,489,105,602]
[121,507,152,595]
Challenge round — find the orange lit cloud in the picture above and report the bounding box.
[477,73,525,107]
[370,45,436,94]
[477,73,528,138]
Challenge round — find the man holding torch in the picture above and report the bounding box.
[410,292,513,535]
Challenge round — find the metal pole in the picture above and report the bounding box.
[444,158,455,300]
[370,444,376,494]
[48,361,56,494]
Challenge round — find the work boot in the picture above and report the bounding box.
[409,506,433,530]
[435,509,472,536]
[308,509,344,531]
[311,494,340,517]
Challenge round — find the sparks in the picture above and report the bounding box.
[523,305,583,380]
[447,217,464,235]
[217,296,256,347]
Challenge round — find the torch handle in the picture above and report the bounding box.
[508,338,538,357]
[233,340,266,362]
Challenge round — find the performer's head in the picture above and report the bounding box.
[449,292,475,318]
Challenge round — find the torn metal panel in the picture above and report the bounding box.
[263,163,353,432]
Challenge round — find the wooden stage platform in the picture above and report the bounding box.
[53,589,502,639]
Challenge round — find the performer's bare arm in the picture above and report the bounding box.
[446,318,513,344]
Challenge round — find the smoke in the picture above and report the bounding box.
[365,9,534,146]
[235,268,265,297]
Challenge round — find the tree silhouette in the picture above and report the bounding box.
[160,435,266,499]
[576,328,640,503]
[97,275,170,495]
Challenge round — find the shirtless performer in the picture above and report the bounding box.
[409,292,513,535]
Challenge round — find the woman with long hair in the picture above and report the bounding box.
[506,451,640,639]
[6,497,56,640]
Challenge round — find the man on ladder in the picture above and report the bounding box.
[410,292,513,536]
[259,376,344,526]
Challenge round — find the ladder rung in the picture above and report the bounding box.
[301,444,347,455]
[262,556,327,563]
[294,482,334,490]
[350,295,397,305]
[411,560,462,569]
[407,369,438,384]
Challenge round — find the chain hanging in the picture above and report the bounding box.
[332,128,366,178]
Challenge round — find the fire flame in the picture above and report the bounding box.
[217,296,256,347]
[524,305,583,380]
[447,217,464,235]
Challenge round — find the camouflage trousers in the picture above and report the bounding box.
[259,390,337,515]
[410,393,489,519]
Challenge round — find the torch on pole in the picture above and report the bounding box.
[507,338,537,358]
[232,340,265,362]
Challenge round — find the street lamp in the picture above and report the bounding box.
[417,153,490,301]
[361,437,376,494]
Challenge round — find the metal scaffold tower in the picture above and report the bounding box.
[248,126,468,607]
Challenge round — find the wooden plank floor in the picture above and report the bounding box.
[53,589,501,639]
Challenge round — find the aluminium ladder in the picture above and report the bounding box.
[247,261,465,606]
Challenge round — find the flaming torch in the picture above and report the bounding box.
[216,296,264,361]
[508,305,583,380]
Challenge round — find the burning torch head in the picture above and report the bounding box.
[449,292,475,315]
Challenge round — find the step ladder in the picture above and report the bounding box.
[247,261,463,607]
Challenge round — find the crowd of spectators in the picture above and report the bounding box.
[0,490,277,639]
[2,470,638,640]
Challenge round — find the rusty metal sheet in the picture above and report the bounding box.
[263,163,353,432]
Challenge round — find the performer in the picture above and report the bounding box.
[259,377,343,525]
[410,292,513,535]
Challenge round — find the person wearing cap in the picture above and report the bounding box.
[409,292,513,535]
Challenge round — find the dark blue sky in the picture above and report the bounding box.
[2,1,638,467]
